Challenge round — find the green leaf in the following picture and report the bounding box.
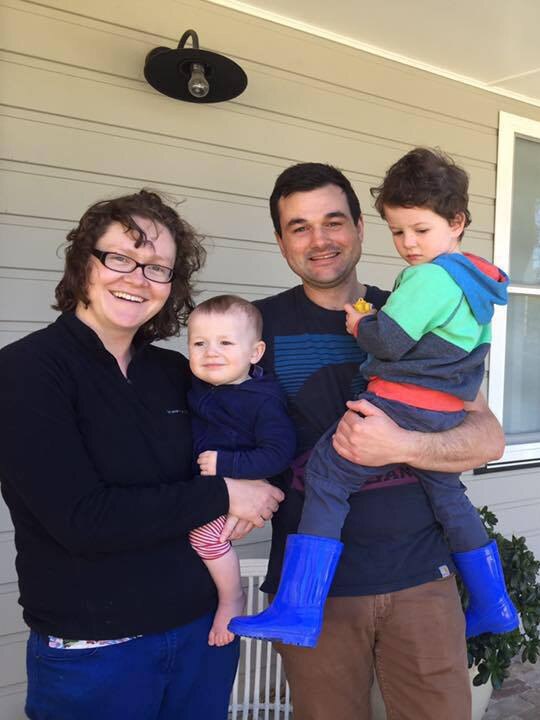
[465,506,540,690]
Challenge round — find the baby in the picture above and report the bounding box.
[187,294,296,645]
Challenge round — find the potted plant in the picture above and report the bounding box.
[371,505,540,720]
[462,506,540,690]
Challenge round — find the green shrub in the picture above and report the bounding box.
[458,506,540,689]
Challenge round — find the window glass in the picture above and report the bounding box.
[503,294,540,443]
[490,113,540,465]
[509,137,540,284]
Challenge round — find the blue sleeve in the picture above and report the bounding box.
[216,397,296,479]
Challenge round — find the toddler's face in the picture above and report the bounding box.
[188,310,265,386]
[384,205,465,265]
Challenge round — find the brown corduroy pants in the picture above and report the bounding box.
[274,576,471,720]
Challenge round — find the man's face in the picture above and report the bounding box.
[275,184,363,290]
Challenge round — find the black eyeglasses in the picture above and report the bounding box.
[91,250,174,284]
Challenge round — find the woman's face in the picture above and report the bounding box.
[78,216,176,340]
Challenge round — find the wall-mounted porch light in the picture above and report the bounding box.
[144,29,248,103]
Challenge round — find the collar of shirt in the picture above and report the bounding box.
[58,312,152,367]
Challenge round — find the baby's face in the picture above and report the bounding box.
[188,310,264,386]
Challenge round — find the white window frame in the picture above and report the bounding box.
[489,111,540,467]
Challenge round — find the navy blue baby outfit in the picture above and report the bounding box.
[188,367,296,480]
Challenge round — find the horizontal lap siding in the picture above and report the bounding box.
[1,0,540,714]
[466,467,540,562]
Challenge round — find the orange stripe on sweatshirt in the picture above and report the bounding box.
[367,377,464,412]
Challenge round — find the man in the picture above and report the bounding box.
[250,163,503,720]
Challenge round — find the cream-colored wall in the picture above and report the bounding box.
[2,0,540,714]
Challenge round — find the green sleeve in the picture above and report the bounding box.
[383,264,463,342]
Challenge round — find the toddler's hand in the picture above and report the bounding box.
[197,450,218,475]
[344,303,362,335]
[344,302,376,336]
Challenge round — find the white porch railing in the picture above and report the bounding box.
[229,559,292,719]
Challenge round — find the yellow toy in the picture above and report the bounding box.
[353,298,373,313]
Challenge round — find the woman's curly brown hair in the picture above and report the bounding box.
[54,189,206,340]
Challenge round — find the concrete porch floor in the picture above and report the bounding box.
[484,657,540,719]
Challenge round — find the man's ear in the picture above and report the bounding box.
[251,340,266,365]
[356,214,365,243]
[356,214,365,231]
[275,231,286,257]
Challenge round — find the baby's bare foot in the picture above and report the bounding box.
[208,590,245,647]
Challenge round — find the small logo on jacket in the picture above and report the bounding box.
[166,409,188,415]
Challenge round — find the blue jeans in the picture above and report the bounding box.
[26,613,239,720]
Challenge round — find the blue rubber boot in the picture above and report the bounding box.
[228,534,343,648]
[453,539,519,638]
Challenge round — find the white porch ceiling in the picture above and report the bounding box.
[208,0,540,107]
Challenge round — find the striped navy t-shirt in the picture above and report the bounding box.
[255,285,455,597]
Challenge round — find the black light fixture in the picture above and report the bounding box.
[144,30,248,103]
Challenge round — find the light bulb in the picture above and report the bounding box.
[188,63,209,98]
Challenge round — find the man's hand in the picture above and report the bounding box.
[333,392,505,472]
[219,516,256,542]
[197,450,218,475]
[332,398,409,466]
[224,478,284,528]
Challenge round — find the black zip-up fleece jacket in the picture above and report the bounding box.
[0,312,229,639]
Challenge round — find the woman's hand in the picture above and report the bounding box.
[219,516,256,542]
[224,478,283,528]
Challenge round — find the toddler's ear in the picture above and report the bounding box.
[251,340,266,365]
[451,212,466,236]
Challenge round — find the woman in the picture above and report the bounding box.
[0,190,283,720]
